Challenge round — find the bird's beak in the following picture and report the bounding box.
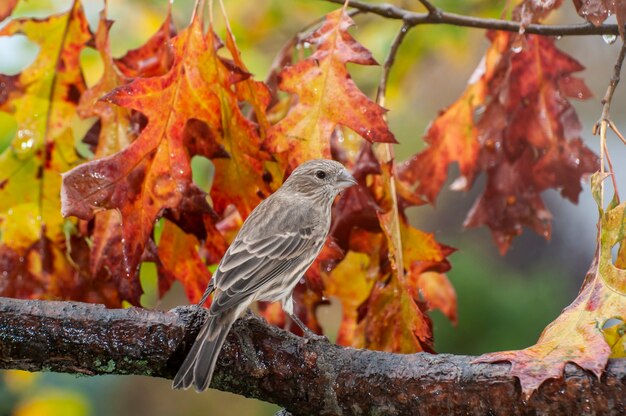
[337,169,357,189]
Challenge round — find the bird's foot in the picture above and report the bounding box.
[301,327,329,343]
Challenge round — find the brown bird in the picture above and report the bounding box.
[173,159,357,391]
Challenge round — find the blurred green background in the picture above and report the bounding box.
[1,0,624,415]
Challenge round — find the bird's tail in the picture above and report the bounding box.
[172,310,236,392]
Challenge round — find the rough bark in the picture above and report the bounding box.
[0,297,624,415]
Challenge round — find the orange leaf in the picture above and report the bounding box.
[0,1,98,301]
[475,175,626,397]
[323,250,377,346]
[203,26,271,218]
[413,271,457,324]
[0,0,18,22]
[157,220,212,304]
[61,10,220,281]
[356,279,433,353]
[267,9,395,172]
[113,13,175,78]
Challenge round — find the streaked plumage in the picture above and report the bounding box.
[173,159,356,392]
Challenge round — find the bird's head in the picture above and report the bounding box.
[281,159,357,199]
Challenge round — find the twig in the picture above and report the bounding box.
[320,0,620,36]
[376,23,411,104]
[609,119,626,146]
[603,140,620,202]
[417,0,438,17]
[373,23,412,282]
[598,41,626,124]
[594,40,626,206]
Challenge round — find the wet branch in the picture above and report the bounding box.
[321,0,621,36]
[0,297,625,416]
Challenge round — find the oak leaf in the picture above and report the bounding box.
[0,0,93,301]
[266,9,395,172]
[574,0,626,39]
[475,173,626,397]
[400,21,598,253]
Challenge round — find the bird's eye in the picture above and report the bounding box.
[315,170,326,179]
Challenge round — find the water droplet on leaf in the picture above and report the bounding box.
[11,129,37,160]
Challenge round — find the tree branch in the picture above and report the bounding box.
[321,0,621,36]
[0,297,624,415]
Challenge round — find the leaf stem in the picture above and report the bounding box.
[373,23,412,282]
[594,40,626,206]
[320,0,621,36]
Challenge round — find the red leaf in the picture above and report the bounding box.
[267,9,395,172]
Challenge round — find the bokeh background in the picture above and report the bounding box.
[1,0,624,415]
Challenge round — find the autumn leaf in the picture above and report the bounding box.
[322,245,377,345]
[157,219,212,304]
[400,5,598,253]
[0,0,18,22]
[0,0,92,300]
[219,4,271,137]
[202,25,271,218]
[356,278,434,353]
[266,9,395,172]
[475,173,626,397]
[574,0,626,39]
[113,13,175,79]
[317,144,455,351]
[396,30,507,203]
[61,8,232,282]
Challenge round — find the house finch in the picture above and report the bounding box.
[173,159,357,391]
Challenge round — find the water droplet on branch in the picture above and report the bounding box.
[602,34,617,45]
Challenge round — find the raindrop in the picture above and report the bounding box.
[511,44,523,53]
[602,34,617,45]
[12,129,36,160]
[554,35,562,41]
[360,106,367,114]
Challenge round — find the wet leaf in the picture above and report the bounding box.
[475,177,626,397]
[574,0,626,39]
[156,220,212,304]
[61,10,225,281]
[0,1,93,301]
[113,12,176,78]
[266,9,395,172]
[356,278,434,353]
[202,26,271,218]
[323,250,376,346]
[400,13,598,253]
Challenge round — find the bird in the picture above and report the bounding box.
[172,159,357,392]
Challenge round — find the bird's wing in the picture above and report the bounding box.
[209,198,321,311]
